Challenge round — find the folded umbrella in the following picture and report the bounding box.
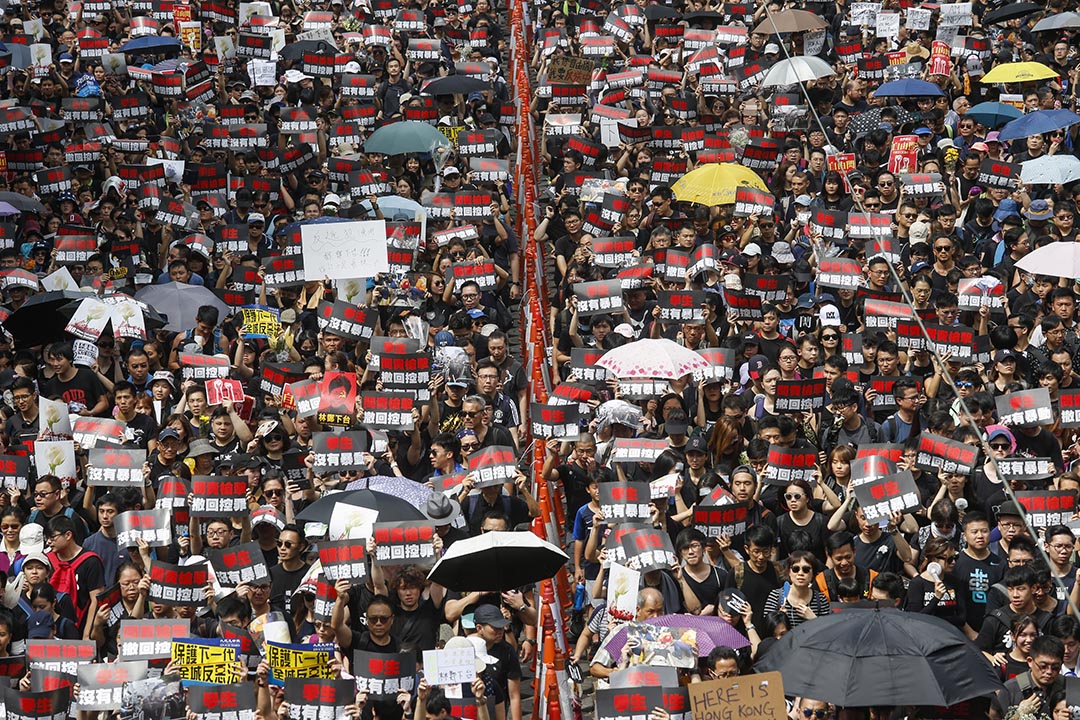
[133,281,231,332]
[427,531,569,592]
[597,338,712,379]
[997,108,1080,142]
[295,488,427,525]
[756,607,1002,707]
[1021,154,1080,185]
[1015,241,1080,278]
[964,101,1024,128]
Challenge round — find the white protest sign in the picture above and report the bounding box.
[851,2,881,26]
[215,36,237,62]
[72,340,99,368]
[328,503,380,541]
[302,220,389,281]
[876,12,900,38]
[423,648,478,687]
[41,267,77,292]
[250,59,277,86]
[110,300,147,340]
[905,8,932,31]
[35,440,76,484]
[39,397,73,441]
[23,18,44,41]
[939,2,973,27]
[336,278,370,305]
[804,29,826,56]
[30,44,52,78]
[606,562,641,621]
[65,299,110,341]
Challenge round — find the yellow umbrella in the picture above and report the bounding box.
[670,163,770,206]
[980,61,1060,83]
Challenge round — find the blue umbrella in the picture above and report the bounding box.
[998,109,1080,142]
[872,78,945,97]
[118,36,182,55]
[965,101,1024,128]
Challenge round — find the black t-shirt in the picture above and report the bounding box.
[269,561,309,612]
[904,574,968,630]
[486,639,522,705]
[392,597,442,657]
[724,562,781,628]
[353,631,401,654]
[40,368,106,414]
[954,550,1004,632]
[464,493,531,534]
[123,412,158,450]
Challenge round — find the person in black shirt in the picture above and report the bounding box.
[389,567,445,658]
[719,525,783,629]
[40,341,108,416]
[473,604,522,720]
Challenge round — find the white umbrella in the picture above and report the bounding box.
[427,531,569,591]
[1021,154,1080,185]
[597,338,712,379]
[1015,242,1080,278]
[761,55,836,87]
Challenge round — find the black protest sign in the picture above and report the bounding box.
[723,287,763,320]
[283,679,356,718]
[380,353,432,402]
[852,470,921,524]
[662,249,691,282]
[657,290,706,324]
[593,237,637,268]
[609,438,669,464]
[620,527,678,573]
[353,651,417,697]
[596,688,667,720]
[149,560,208,606]
[372,521,437,567]
[763,446,818,485]
[977,158,1021,190]
[732,187,775,218]
[774,379,827,413]
[76,660,147,712]
[598,481,652,523]
[118,618,191,661]
[915,433,979,475]
[0,455,30,490]
[1060,388,1080,428]
[848,213,893,242]
[190,476,247,517]
[468,445,518,488]
[316,301,378,341]
[447,261,497,292]
[286,379,322,419]
[5,688,71,720]
[311,432,369,472]
[574,279,624,316]
[318,539,368,583]
[996,388,1054,429]
[1015,491,1077,527]
[923,324,976,359]
[30,667,74,693]
[530,403,581,439]
[693,501,752,539]
[210,541,271,587]
[998,458,1056,483]
[262,256,305,288]
[696,347,736,382]
[744,273,788,303]
[260,362,308,397]
[816,257,862,289]
[86,448,146,486]
[360,392,415,431]
[179,352,230,381]
[26,640,95,676]
[863,298,915,331]
[187,683,256,720]
[114,508,171,547]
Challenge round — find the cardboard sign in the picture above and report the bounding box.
[210,541,271,587]
[206,378,246,407]
[283,679,356,718]
[318,539,368,583]
[260,362,308,397]
[360,392,415,431]
[77,661,147,710]
[763,446,818,485]
[774,379,827,413]
[1060,388,1080,428]
[732,187,774,218]
[606,563,641,622]
[468,445,518,488]
[352,651,417,697]
[187,683,255,720]
[695,348,736,383]
[686,672,786,720]
[1015,491,1076,528]
[599,481,653,523]
[915,433,978,475]
[311,431,369,472]
[86,449,146,486]
[597,688,667,720]
[190,476,247,517]
[316,301,377,341]
[593,237,637,268]
[723,288,764,320]
[657,290,706,324]
[379,353,432,403]
[864,299,915,331]
[852,470,920,524]
[114,508,171,548]
[957,276,1004,310]
[266,641,335,686]
[0,455,30,491]
[372,521,436,567]
[5,688,70,719]
[179,353,230,381]
[996,388,1054,429]
[149,560,208,606]
[302,220,388,281]
[816,258,863,289]
[620,528,678,574]
[609,438,670,464]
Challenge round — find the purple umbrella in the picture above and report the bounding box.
[602,614,749,660]
[345,475,433,510]
[0,202,20,216]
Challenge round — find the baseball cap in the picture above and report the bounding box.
[996,500,1022,519]
[746,354,768,380]
[158,427,181,443]
[59,53,74,63]
[994,349,1018,363]
[743,243,762,257]
[323,193,341,208]
[27,610,55,639]
[794,194,812,207]
[685,434,708,455]
[764,43,780,54]
[913,127,933,136]
[796,293,816,310]
[442,165,462,177]
[467,309,486,319]
[474,604,511,628]
[819,303,842,327]
[19,524,44,555]
[613,323,635,339]
[247,212,266,225]
[665,411,689,436]
[970,141,989,152]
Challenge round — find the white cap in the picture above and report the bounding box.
[284,69,312,84]
[613,323,635,339]
[247,212,266,224]
[323,193,342,208]
[19,524,44,555]
[764,43,781,54]
[743,243,762,257]
[819,304,842,327]
[343,61,362,73]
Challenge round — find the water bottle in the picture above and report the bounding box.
[573,582,586,611]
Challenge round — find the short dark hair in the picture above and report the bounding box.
[1030,635,1065,662]
[745,524,776,549]
[47,515,77,539]
[1003,564,1037,588]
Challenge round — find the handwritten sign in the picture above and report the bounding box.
[686,672,786,720]
[302,220,388,280]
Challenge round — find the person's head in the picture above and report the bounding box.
[961,511,991,552]
[1004,564,1037,611]
[480,510,510,533]
[1051,614,1080,668]
[636,587,664,621]
[796,698,832,720]
[1045,525,1075,568]
[744,525,776,569]
[391,567,427,611]
[786,550,818,587]
[1009,535,1038,567]
[117,562,144,603]
[825,532,857,577]
[96,492,122,531]
[205,517,233,549]
[45,516,77,555]
[1012,613,1040,660]
[921,536,958,574]
[676,528,708,565]
[44,341,74,375]
[33,476,63,513]
[0,508,23,549]
[429,432,461,470]
[276,524,305,563]
[365,595,396,639]
[706,646,740,679]
[1028,635,1065,688]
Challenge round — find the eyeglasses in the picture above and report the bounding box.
[801,711,828,720]
[938,555,957,563]
[956,381,973,389]
[207,529,230,538]
[265,488,284,497]
[33,490,57,498]
[367,615,392,624]
[251,584,271,592]
[785,493,805,501]
[791,565,814,574]
[934,245,952,252]
[276,540,295,548]
[461,443,479,452]
[264,434,283,442]
[821,334,838,341]
[12,394,33,402]
[1049,543,1074,551]
[878,181,894,187]
[901,213,917,219]
[461,410,482,418]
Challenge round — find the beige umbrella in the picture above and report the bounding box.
[752,9,827,34]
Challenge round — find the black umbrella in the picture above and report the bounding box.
[294,488,426,525]
[427,531,569,591]
[0,192,46,214]
[3,291,87,346]
[984,2,1043,25]
[644,4,681,20]
[684,10,723,25]
[422,75,492,96]
[279,40,337,62]
[756,607,1003,707]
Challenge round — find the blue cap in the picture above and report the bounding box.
[467,91,484,102]
[878,122,893,132]
[914,127,932,135]
[434,330,455,347]
[994,198,1019,223]
[59,53,74,62]
[467,308,486,319]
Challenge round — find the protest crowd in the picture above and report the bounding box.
[21,0,1080,717]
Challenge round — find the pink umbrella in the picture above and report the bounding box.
[596,338,711,379]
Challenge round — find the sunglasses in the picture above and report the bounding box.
[784,493,805,501]
[791,565,814,574]
[990,442,1010,450]
[801,711,828,720]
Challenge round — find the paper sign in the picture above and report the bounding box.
[328,504,379,542]
[686,672,786,720]
[35,441,76,488]
[606,562,640,622]
[302,220,388,280]
[423,648,477,687]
